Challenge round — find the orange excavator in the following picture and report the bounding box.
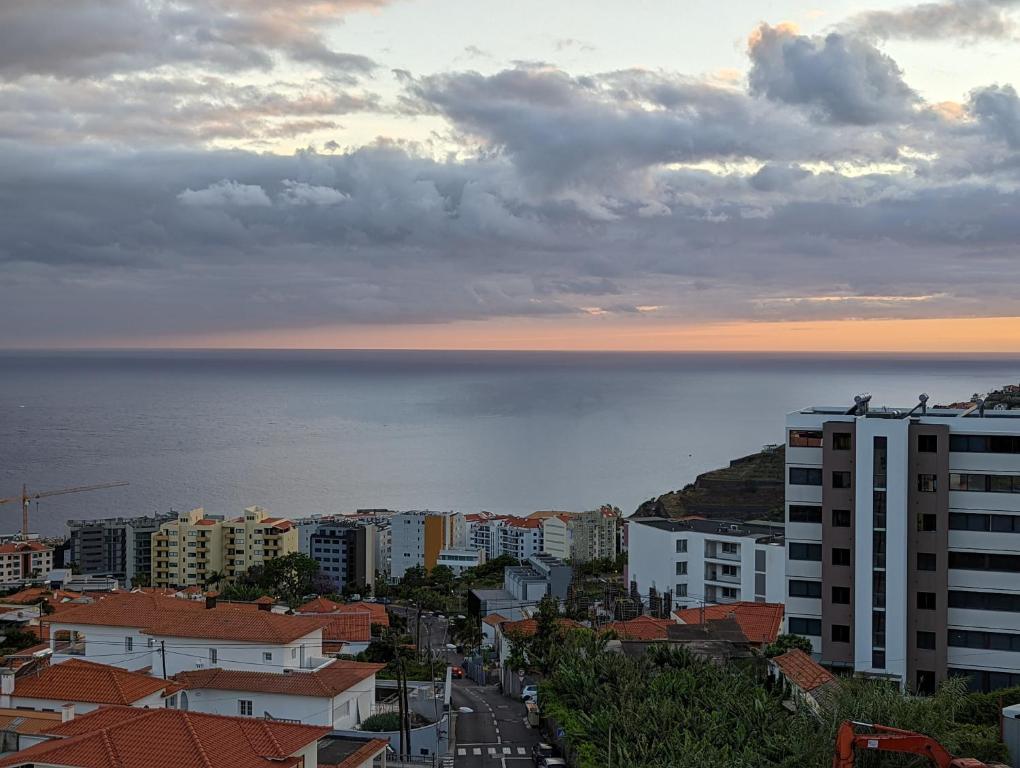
[833,721,1008,768]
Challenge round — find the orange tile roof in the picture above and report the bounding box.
[481,613,508,627]
[0,705,330,768]
[0,707,63,735]
[143,610,331,644]
[322,738,390,768]
[296,596,343,613]
[0,541,50,554]
[12,659,179,705]
[297,599,389,627]
[673,602,784,645]
[254,595,276,605]
[605,615,674,641]
[500,618,581,638]
[48,592,208,629]
[504,517,543,529]
[4,587,81,606]
[322,614,372,649]
[260,517,294,530]
[175,659,383,698]
[772,649,836,692]
[193,518,218,526]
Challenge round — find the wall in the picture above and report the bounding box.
[9,689,167,716]
[184,678,374,728]
[332,714,450,758]
[49,623,154,672]
[149,631,323,677]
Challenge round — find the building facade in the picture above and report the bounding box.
[67,513,174,584]
[150,506,297,588]
[389,511,462,580]
[309,522,375,592]
[0,542,53,586]
[627,517,786,611]
[785,399,1020,693]
[535,507,621,563]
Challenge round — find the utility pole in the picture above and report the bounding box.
[608,723,613,768]
[160,640,167,680]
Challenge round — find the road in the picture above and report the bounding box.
[451,677,540,768]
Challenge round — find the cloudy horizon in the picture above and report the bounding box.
[3,0,1020,351]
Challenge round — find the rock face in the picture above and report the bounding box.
[634,446,786,522]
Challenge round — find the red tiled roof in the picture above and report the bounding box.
[193,519,218,526]
[175,659,383,698]
[0,541,50,554]
[296,596,343,613]
[504,517,543,529]
[0,705,330,768]
[4,587,81,606]
[0,707,63,735]
[12,659,179,705]
[322,738,390,768]
[297,599,388,627]
[48,592,209,629]
[322,614,372,650]
[254,596,275,605]
[605,615,674,641]
[481,613,508,627]
[144,610,331,644]
[673,602,784,645]
[500,618,581,638]
[772,649,835,692]
[260,517,293,530]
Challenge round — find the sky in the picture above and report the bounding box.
[2,0,1020,351]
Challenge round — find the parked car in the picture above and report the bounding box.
[539,758,567,768]
[445,643,458,652]
[531,743,554,765]
[520,685,539,702]
[451,666,465,679]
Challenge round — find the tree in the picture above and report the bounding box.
[259,553,321,604]
[530,596,562,674]
[764,633,813,658]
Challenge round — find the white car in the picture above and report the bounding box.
[521,685,538,702]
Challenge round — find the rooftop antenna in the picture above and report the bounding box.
[846,393,871,416]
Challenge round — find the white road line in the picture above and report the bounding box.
[488,747,496,755]
[502,747,512,754]
[457,748,465,756]
[473,748,481,755]
[517,747,526,755]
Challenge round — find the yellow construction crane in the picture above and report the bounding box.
[0,482,129,538]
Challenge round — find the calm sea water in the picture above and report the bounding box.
[1,350,1018,535]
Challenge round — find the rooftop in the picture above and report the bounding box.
[0,705,329,768]
[0,707,64,735]
[175,659,383,698]
[673,602,784,645]
[630,516,785,542]
[317,737,390,768]
[771,648,836,693]
[0,541,51,554]
[500,618,582,638]
[11,659,180,705]
[605,616,674,641]
[296,599,388,626]
[143,610,331,644]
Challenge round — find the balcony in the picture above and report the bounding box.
[704,543,741,563]
[704,567,741,585]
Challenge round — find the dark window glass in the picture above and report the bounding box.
[949,591,1020,613]
[789,617,821,636]
[789,543,822,561]
[917,592,936,610]
[789,505,822,524]
[916,670,936,696]
[917,474,937,493]
[831,624,851,643]
[872,650,886,669]
[949,434,1020,454]
[873,491,887,529]
[991,475,1015,493]
[917,514,937,532]
[917,434,938,453]
[917,552,936,571]
[789,580,822,598]
[917,631,936,650]
[832,432,852,451]
[832,509,851,528]
[832,471,852,489]
[832,586,851,604]
[832,547,851,566]
[949,551,1020,573]
[789,430,823,448]
[789,467,823,486]
[990,515,1020,533]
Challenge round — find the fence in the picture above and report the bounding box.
[462,655,499,686]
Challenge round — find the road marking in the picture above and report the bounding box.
[473,748,481,755]
[457,748,465,756]
[517,748,526,755]
[488,747,496,755]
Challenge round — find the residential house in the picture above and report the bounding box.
[673,601,785,648]
[769,648,840,714]
[498,518,544,561]
[0,705,330,768]
[295,598,387,655]
[317,737,390,768]
[175,659,382,728]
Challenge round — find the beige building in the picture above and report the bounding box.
[151,506,298,588]
[535,506,621,564]
[0,541,53,585]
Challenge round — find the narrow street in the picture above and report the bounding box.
[451,677,540,767]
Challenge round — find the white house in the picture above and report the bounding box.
[175,659,383,728]
[0,659,179,716]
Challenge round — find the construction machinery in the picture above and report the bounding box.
[833,720,1008,768]
[0,482,129,538]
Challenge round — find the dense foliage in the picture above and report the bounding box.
[764,633,814,658]
[542,636,1010,768]
[220,552,331,604]
[360,712,402,732]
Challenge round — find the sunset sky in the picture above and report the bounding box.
[2,0,1020,350]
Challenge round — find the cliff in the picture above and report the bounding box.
[634,446,786,522]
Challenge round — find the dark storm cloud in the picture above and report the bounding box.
[969,84,1020,148]
[747,23,918,125]
[844,0,1019,41]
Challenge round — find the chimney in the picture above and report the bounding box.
[61,702,75,722]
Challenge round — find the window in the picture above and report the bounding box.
[789,617,822,636]
[832,432,852,451]
[917,592,936,610]
[949,667,1020,693]
[832,471,852,489]
[789,543,822,561]
[831,547,851,566]
[238,700,253,716]
[676,583,687,597]
[675,539,687,553]
[721,542,738,555]
[872,650,886,669]
[948,629,1020,652]
[832,509,851,528]
[917,631,936,650]
[917,474,937,493]
[789,430,823,448]
[950,434,1020,454]
[209,649,217,664]
[951,472,1020,493]
[949,590,1020,613]
[789,467,823,486]
[789,505,822,524]
[949,551,1020,573]
[789,580,822,598]
[125,637,133,652]
[917,514,937,532]
[832,586,851,604]
[721,587,738,599]
[831,624,851,643]
[675,561,688,576]
[263,652,272,662]
[917,552,936,571]
[917,434,938,453]
[873,491,887,530]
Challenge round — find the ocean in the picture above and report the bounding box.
[1,350,1018,535]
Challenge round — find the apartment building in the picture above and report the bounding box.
[627,517,786,611]
[150,506,298,588]
[499,517,544,561]
[67,513,174,584]
[785,396,1020,693]
[308,521,375,592]
[390,510,464,580]
[0,542,53,586]
[536,506,621,563]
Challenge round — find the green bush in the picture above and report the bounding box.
[361,712,402,732]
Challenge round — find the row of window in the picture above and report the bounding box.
[788,431,853,450]
[949,512,1020,533]
[789,505,854,527]
[949,629,1020,652]
[948,551,1020,573]
[788,430,1020,456]
[949,590,1020,613]
[789,468,1020,495]
[949,473,1020,493]
[950,668,1020,693]
[950,434,1020,454]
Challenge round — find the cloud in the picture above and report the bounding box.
[178,180,272,207]
[969,84,1020,148]
[278,180,350,206]
[747,23,918,124]
[843,0,1019,41]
